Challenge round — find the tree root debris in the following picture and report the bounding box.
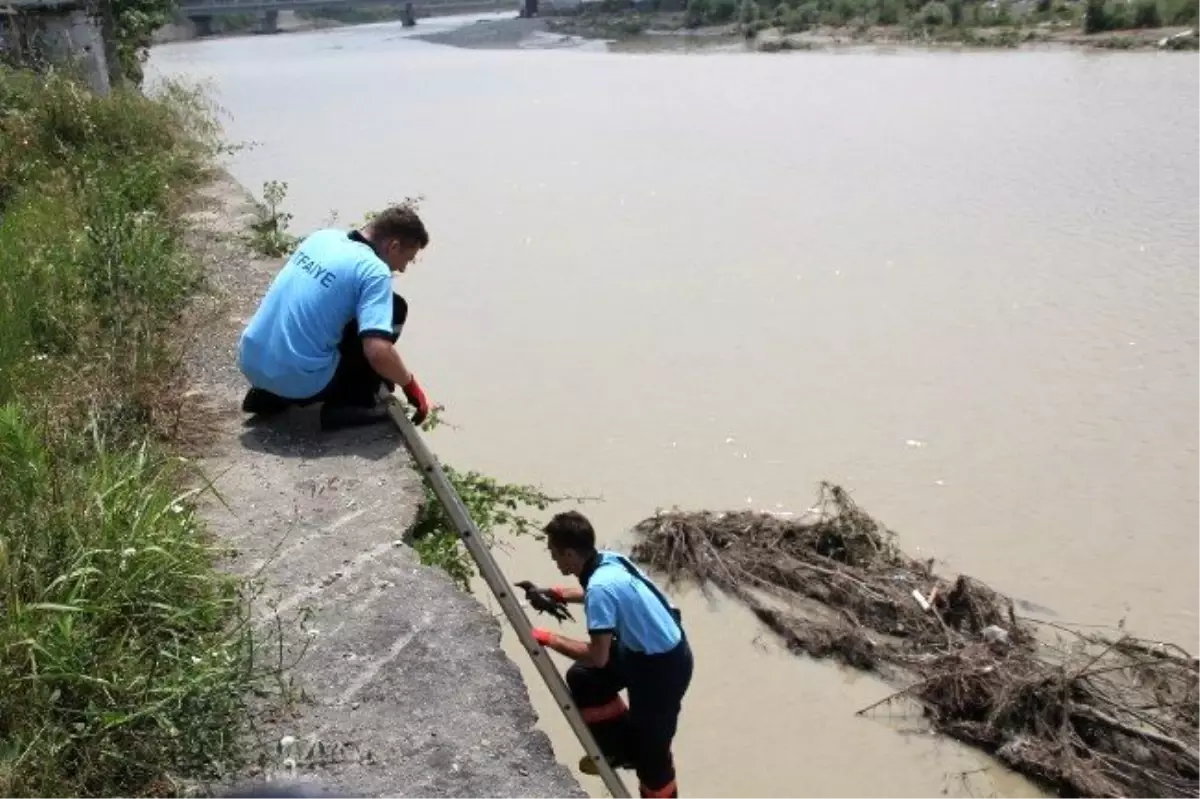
[630,482,1199,798]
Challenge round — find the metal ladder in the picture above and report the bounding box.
[384,397,633,799]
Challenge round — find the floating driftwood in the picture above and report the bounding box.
[630,483,1199,798]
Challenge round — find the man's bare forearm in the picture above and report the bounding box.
[544,634,590,661]
[364,338,413,388]
[538,631,610,667]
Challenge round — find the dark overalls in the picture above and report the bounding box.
[566,553,694,798]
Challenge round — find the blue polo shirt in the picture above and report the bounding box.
[584,551,682,655]
[238,229,394,400]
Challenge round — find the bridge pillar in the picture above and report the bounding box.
[258,9,279,33]
[191,15,213,36]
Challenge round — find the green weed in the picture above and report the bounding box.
[406,414,592,592]
[247,180,300,259]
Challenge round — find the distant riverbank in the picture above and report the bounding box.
[150,0,1197,50]
[540,0,1198,51]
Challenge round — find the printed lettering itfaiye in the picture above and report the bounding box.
[293,251,336,289]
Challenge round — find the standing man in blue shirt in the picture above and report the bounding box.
[237,204,433,431]
[523,511,694,799]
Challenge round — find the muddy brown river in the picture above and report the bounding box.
[149,20,1198,797]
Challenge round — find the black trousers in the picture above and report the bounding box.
[566,636,693,798]
[319,291,408,407]
[254,293,407,409]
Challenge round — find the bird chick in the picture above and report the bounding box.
[515,580,574,623]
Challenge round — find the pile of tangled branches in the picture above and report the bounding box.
[630,483,1199,798]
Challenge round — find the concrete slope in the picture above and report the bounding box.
[180,170,587,798]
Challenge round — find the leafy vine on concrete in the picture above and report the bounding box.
[105,0,176,85]
[409,410,594,591]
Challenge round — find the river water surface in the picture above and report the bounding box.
[149,21,1198,797]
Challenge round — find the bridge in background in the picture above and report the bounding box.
[174,0,520,35]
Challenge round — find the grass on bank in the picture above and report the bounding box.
[0,67,268,797]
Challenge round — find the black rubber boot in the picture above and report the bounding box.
[242,387,291,416]
[319,403,390,432]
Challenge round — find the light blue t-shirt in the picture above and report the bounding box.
[585,551,682,656]
[238,229,394,400]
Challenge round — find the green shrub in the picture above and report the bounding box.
[1084,0,1109,28]
[684,0,712,25]
[740,0,764,24]
[919,0,952,25]
[775,1,810,27]
[1165,0,1198,22]
[691,0,734,23]
[1132,0,1163,25]
[407,418,582,592]
[877,0,903,24]
[984,0,1012,23]
[831,0,863,22]
[1102,0,1131,26]
[711,0,740,20]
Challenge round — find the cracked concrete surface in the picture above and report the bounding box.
[181,170,587,798]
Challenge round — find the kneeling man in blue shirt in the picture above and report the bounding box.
[237,205,433,431]
[524,511,694,799]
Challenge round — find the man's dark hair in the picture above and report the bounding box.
[544,510,596,555]
[369,204,429,249]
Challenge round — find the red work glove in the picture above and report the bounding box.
[531,627,556,646]
[402,375,431,425]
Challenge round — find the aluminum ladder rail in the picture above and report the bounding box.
[384,397,633,799]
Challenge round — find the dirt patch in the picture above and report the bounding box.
[179,170,587,797]
[630,482,1199,798]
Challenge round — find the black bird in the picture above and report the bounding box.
[515,580,574,624]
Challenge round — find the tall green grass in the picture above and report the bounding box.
[0,407,253,796]
[0,67,260,796]
[0,70,219,418]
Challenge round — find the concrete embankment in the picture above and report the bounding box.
[181,170,587,797]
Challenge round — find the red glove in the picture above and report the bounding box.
[548,586,567,603]
[531,627,555,646]
[402,375,431,425]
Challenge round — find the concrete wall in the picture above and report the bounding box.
[1,4,111,94]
